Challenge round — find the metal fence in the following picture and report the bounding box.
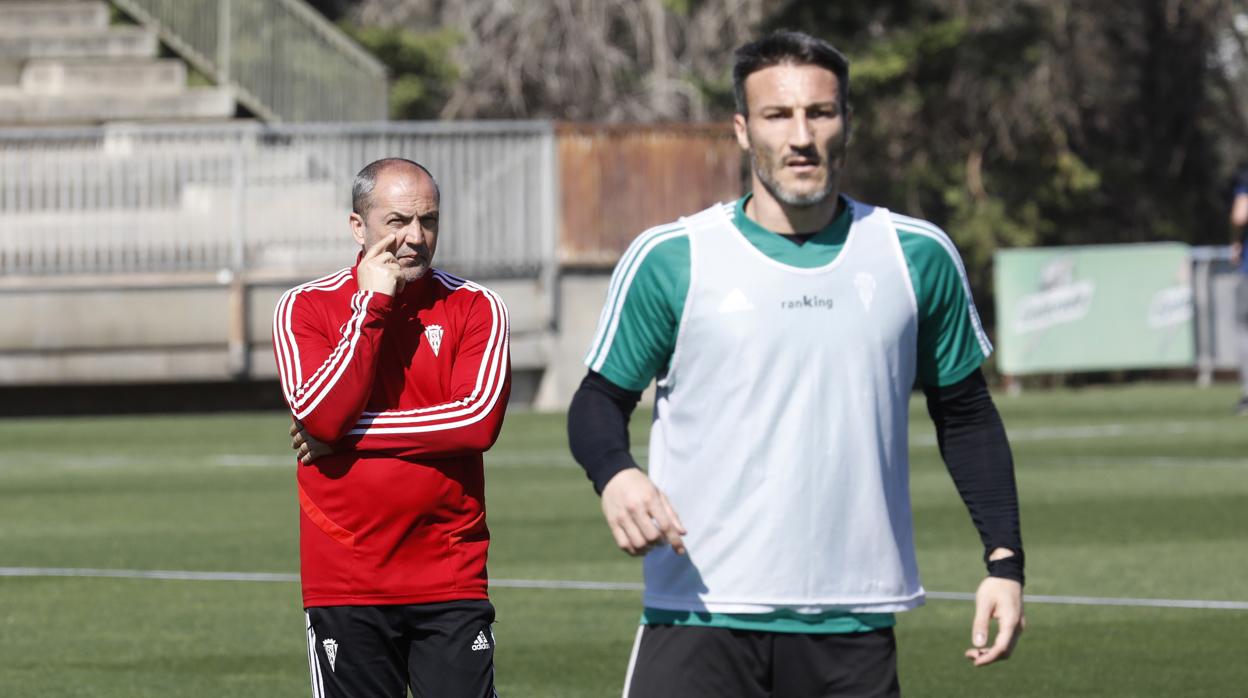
[0,121,557,279]
[1191,246,1242,381]
[110,0,388,122]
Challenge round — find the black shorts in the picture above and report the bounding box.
[624,624,899,698]
[305,600,497,698]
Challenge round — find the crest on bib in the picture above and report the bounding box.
[854,272,877,311]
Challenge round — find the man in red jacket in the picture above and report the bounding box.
[273,158,511,698]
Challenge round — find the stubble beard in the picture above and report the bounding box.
[751,149,841,208]
[398,256,431,284]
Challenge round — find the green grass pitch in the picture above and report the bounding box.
[1,383,1246,696]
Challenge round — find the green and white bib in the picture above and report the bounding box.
[585,195,991,625]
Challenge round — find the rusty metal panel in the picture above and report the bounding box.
[558,122,743,267]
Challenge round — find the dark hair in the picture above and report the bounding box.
[351,158,439,216]
[732,30,850,116]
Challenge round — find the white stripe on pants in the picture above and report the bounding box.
[621,625,645,698]
[306,612,325,698]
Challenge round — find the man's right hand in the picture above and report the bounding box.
[600,468,687,556]
[290,420,333,464]
[357,233,404,296]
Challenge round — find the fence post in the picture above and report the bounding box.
[1194,256,1213,387]
[227,128,249,378]
[217,0,232,85]
[540,125,559,334]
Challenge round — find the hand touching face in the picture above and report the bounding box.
[350,164,440,286]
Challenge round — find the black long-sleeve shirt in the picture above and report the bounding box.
[568,367,1024,584]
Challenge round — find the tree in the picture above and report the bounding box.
[767,0,1241,298]
[339,23,460,119]
[346,0,767,120]
[329,0,1248,318]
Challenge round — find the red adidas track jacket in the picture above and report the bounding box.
[272,262,510,607]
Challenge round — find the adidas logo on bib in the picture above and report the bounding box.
[718,288,755,314]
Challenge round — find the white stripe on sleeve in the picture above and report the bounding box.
[271,269,377,421]
[586,225,687,373]
[346,270,510,435]
[273,269,352,406]
[891,214,993,357]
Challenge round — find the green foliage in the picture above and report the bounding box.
[340,23,460,120]
[1052,150,1103,200]
[662,0,692,17]
[324,1,1237,316]
[853,18,968,89]
[943,187,1040,285]
[691,72,735,114]
[760,0,1236,318]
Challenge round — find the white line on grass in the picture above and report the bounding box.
[0,567,299,582]
[2,567,1246,611]
[2,420,1239,471]
[910,420,1230,448]
[1061,456,1248,469]
[925,591,1248,611]
[496,578,643,591]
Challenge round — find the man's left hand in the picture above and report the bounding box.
[965,575,1024,666]
[290,421,333,464]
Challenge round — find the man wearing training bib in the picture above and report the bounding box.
[568,30,1024,697]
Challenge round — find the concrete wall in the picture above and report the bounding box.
[0,276,234,384]
[0,270,572,408]
[4,263,1239,410]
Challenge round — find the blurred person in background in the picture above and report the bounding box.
[273,158,511,698]
[567,30,1023,697]
[1229,164,1248,415]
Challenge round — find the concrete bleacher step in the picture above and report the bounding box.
[0,143,322,212]
[91,132,324,181]
[0,1,110,34]
[181,181,341,215]
[20,58,187,95]
[0,204,354,274]
[0,26,157,60]
[0,87,236,125]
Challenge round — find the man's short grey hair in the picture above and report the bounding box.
[351,158,439,216]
